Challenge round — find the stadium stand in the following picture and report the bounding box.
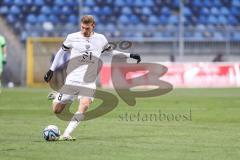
[0,0,240,42]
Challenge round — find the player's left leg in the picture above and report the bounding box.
[60,96,93,140]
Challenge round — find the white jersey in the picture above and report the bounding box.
[63,32,108,88]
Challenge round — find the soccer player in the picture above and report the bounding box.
[0,34,7,89]
[44,15,141,141]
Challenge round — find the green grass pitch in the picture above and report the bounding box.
[0,88,240,160]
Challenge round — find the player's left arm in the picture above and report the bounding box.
[102,43,141,64]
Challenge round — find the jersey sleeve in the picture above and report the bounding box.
[102,35,108,46]
[101,35,130,57]
[101,35,112,54]
[62,35,72,51]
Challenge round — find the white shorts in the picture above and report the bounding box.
[53,83,96,104]
[53,92,94,104]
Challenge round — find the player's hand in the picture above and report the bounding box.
[44,70,53,82]
[130,53,141,63]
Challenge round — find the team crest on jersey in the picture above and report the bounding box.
[85,44,90,50]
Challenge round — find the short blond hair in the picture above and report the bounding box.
[81,15,95,24]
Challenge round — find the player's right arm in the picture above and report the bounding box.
[44,36,71,83]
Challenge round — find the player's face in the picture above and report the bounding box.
[81,23,95,37]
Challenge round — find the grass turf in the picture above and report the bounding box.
[0,88,240,160]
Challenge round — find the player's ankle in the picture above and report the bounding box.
[62,134,70,137]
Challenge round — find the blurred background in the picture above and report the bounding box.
[0,0,239,88]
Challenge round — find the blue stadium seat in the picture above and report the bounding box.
[102,6,112,16]
[124,0,134,6]
[213,31,224,40]
[192,0,202,7]
[3,0,14,6]
[84,0,95,7]
[161,6,170,17]
[9,5,21,15]
[207,15,218,25]
[52,6,61,15]
[0,6,8,16]
[183,7,192,17]
[6,14,17,24]
[144,0,154,7]
[115,0,125,7]
[41,6,51,15]
[82,6,91,15]
[37,14,48,24]
[134,0,144,7]
[142,7,152,16]
[13,21,23,32]
[212,0,222,7]
[122,7,132,15]
[130,15,140,24]
[65,0,77,7]
[135,24,145,30]
[232,0,240,7]
[172,0,180,8]
[68,15,78,25]
[200,7,210,16]
[34,0,45,7]
[193,32,204,40]
[228,16,238,26]
[49,15,58,24]
[95,24,105,31]
[230,7,239,16]
[106,23,116,32]
[1,0,240,42]
[14,0,24,7]
[149,16,159,25]
[27,14,37,24]
[218,15,227,25]
[119,15,130,25]
[232,31,240,40]
[203,0,212,7]
[220,7,229,16]
[25,0,34,7]
[62,6,71,16]
[168,15,179,25]
[20,31,29,42]
[159,15,168,25]
[210,7,219,15]
[93,6,100,15]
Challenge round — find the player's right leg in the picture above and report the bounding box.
[59,97,92,141]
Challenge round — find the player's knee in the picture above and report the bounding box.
[53,108,62,114]
[52,106,61,114]
[81,99,91,108]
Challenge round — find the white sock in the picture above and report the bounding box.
[63,111,84,137]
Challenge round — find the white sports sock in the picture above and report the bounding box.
[63,111,84,137]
